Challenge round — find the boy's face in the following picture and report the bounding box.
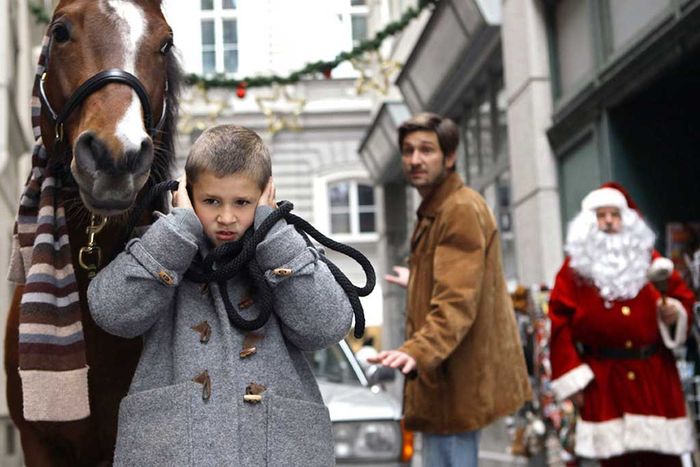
[190,171,262,246]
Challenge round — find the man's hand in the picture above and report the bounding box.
[657,297,681,325]
[258,177,276,209]
[366,349,416,375]
[172,174,193,210]
[384,266,409,288]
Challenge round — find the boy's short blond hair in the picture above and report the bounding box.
[185,124,271,189]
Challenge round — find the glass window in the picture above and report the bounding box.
[200,5,238,75]
[351,14,368,47]
[555,0,594,96]
[608,0,671,52]
[495,85,508,161]
[478,92,493,175]
[351,0,366,5]
[201,0,214,10]
[328,181,376,236]
[464,108,479,182]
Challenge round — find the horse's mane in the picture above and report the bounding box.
[148,51,182,208]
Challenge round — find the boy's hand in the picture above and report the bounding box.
[172,174,193,210]
[259,177,276,209]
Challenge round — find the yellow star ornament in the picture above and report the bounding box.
[255,85,307,136]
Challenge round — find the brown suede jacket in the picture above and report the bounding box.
[399,172,531,433]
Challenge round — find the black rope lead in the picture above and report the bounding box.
[123,180,374,338]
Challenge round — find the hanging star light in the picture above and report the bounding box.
[177,84,230,135]
[351,50,402,96]
[255,85,306,136]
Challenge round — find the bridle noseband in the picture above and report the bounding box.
[39,68,168,142]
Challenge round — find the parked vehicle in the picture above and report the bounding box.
[307,340,413,466]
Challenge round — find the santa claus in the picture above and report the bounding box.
[549,183,696,466]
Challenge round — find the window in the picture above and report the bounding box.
[328,181,376,236]
[200,0,238,75]
[462,78,506,185]
[348,0,369,47]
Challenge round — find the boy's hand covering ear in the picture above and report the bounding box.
[259,177,276,209]
[173,174,193,210]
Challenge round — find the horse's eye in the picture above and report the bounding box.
[52,24,70,43]
[160,39,173,55]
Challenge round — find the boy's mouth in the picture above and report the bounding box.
[216,230,237,241]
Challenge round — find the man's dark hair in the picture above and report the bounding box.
[398,112,459,158]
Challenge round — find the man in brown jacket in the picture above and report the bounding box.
[369,113,531,466]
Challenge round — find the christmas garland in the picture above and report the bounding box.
[28,0,439,91]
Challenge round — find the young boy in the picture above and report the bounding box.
[88,124,353,466]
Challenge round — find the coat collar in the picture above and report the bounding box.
[416,171,464,219]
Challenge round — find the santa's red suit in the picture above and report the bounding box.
[549,185,696,463]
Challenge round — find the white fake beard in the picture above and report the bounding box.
[565,209,656,302]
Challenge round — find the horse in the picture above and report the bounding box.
[4,0,180,464]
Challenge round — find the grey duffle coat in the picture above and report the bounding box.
[88,206,353,466]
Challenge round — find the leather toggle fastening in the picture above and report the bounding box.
[243,382,266,403]
[238,296,254,309]
[240,332,262,359]
[191,321,211,343]
[193,370,211,401]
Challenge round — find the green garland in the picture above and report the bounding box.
[28,1,51,25]
[29,0,439,88]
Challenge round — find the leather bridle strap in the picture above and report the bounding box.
[39,68,167,142]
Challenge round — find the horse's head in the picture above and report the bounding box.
[41,0,179,216]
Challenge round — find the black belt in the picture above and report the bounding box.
[576,342,659,359]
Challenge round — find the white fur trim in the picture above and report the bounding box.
[551,364,594,401]
[649,257,674,279]
[658,297,688,348]
[581,187,628,211]
[576,414,695,458]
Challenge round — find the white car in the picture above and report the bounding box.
[307,340,413,466]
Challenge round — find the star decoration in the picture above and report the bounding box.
[351,50,402,96]
[177,84,230,135]
[255,85,306,136]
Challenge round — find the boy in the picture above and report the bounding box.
[88,124,353,466]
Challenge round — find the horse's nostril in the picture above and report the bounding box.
[75,132,111,174]
[126,138,154,176]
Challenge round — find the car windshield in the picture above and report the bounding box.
[306,343,363,386]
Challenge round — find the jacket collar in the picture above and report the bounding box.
[416,171,464,219]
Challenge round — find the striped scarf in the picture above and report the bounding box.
[7,33,90,422]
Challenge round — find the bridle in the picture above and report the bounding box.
[39,68,168,143]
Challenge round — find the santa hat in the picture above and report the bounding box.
[581,187,628,211]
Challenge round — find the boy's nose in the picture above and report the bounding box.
[217,211,236,225]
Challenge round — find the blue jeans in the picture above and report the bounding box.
[422,430,480,467]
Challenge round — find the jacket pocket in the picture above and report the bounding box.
[114,382,193,466]
[268,395,335,466]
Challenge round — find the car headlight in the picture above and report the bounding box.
[333,420,402,461]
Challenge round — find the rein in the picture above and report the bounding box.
[124,180,374,338]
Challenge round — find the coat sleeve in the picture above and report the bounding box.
[548,258,594,401]
[398,200,487,373]
[88,208,202,338]
[254,206,353,351]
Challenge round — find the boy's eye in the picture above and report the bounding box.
[236,199,251,206]
[203,198,220,205]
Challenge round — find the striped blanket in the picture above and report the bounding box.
[7,33,89,422]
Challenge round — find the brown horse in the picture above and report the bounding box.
[5,0,180,464]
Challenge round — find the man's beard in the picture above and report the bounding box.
[565,209,656,302]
